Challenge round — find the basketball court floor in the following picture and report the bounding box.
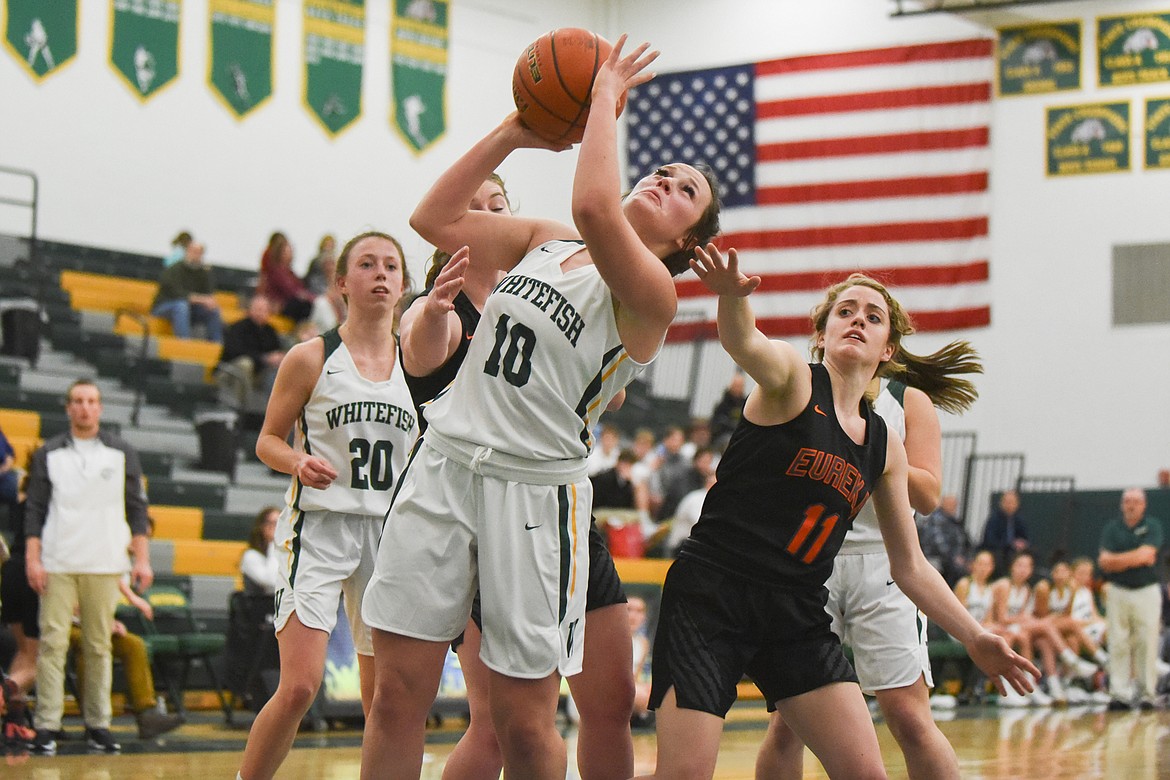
[3,701,1168,778]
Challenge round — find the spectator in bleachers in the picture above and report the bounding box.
[162,231,192,268]
[240,507,279,596]
[0,475,36,745]
[0,423,17,506]
[708,371,746,451]
[657,446,715,524]
[980,489,1030,576]
[23,379,154,754]
[257,233,313,323]
[627,594,653,726]
[591,449,642,511]
[308,256,346,336]
[650,426,688,520]
[151,241,224,343]
[664,469,716,557]
[218,294,286,407]
[303,234,337,296]
[917,494,970,587]
[628,427,659,494]
[586,423,622,477]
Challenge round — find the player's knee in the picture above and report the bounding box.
[884,703,940,748]
[275,676,320,713]
[574,676,635,724]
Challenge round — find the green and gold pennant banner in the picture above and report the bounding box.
[110,0,181,101]
[1097,11,1170,87]
[391,0,448,153]
[1146,97,1170,169]
[4,0,78,81]
[304,0,365,137]
[1046,101,1131,176]
[209,0,274,118]
[997,21,1081,96]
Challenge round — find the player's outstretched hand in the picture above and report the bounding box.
[425,247,469,317]
[691,243,761,298]
[968,631,1040,695]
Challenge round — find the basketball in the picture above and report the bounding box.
[512,28,627,144]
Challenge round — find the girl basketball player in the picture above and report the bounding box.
[237,232,417,780]
[756,343,981,780]
[400,175,640,780]
[641,249,1037,780]
[955,550,999,628]
[359,37,721,780]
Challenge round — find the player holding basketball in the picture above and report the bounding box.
[237,232,417,780]
[640,253,1036,780]
[755,347,982,779]
[400,175,641,780]
[359,36,721,780]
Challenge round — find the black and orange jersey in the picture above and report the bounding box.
[402,289,481,433]
[682,363,888,588]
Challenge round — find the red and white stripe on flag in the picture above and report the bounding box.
[625,39,994,342]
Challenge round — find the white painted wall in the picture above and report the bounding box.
[2,0,1167,488]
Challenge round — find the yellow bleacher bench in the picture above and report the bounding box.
[0,408,41,439]
[150,506,205,541]
[171,539,247,577]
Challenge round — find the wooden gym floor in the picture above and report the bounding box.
[2,701,1168,778]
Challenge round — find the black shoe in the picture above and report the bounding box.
[29,728,57,756]
[85,726,121,753]
[136,709,185,739]
[1138,699,1156,711]
[1107,698,1133,711]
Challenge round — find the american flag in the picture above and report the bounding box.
[625,39,994,342]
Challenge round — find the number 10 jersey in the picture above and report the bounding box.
[288,328,419,515]
[423,240,652,467]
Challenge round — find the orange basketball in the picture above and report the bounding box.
[512,28,627,144]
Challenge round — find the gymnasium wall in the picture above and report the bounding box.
[2,0,1167,490]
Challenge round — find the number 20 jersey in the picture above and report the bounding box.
[423,240,651,464]
[288,329,419,515]
[682,363,889,588]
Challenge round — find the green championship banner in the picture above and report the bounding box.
[3,0,77,81]
[304,0,365,137]
[391,0,448,154]
[1046,102,1131,177]
[1097,11,1170,87]
[209,0,274,118]
[1146,98,1170,170]
[997,21,1081,96]
[110,0,180,101]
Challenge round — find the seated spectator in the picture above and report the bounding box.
[257,233,313,323]
[150,241,223,342]
[980,489,1030,577]
[217,295,286,408]
[71,579,184,739]
[665,469,716,557]
[163,231,192,268]
[303,234,337,296]
[628,595,653,725]
[657,446,715,524]
[709,371,746,451]
[679,417,712,462]
[0,478,35,744]
[650,426,688,520]
[240,507,279,596]
[917,494,970,587]
[308,256,346,336]
[0,424,18,506]
[586,423,622,477]
[591,449,644,511]
[1038,559,1109,671]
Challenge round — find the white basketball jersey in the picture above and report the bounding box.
[841,378,907,549]
[965,580,992,623]
[1047,584,1072,614]
[424,240,651,462]
[288,330,419,515]
[1071,586,1097,622]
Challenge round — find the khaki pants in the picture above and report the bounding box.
[72,628,158,714]
[35,573,121,730]
[1105,582,1162,702]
